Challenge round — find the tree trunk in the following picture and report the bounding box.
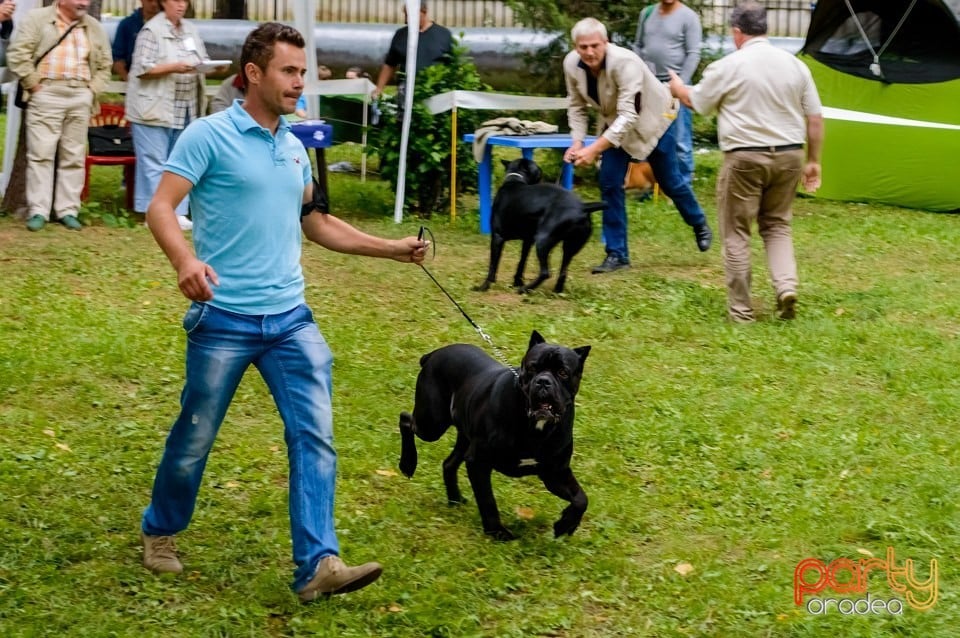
[214,0,247,19]
[1,124,29,220]
[2,0,102,217]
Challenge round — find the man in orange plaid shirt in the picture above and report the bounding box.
[7,0,112,232]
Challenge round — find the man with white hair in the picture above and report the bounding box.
[7,0,113,232]
[564,17,712,275]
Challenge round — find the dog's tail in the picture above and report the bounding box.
[419,351,435,368]
[582,201,607,214]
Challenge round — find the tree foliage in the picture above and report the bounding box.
[373,38,489,216]
[502,0,655,47]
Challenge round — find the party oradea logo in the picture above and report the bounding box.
[794,547,938,615]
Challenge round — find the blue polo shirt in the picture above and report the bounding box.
[112,8,144,71]
[165,101,312,315]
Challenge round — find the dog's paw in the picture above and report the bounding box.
[398,455,417,478]
[473,280,492,292]
[553,518,581,538]
[485,526,517,542]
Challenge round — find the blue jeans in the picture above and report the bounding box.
[675,104,695,186]
[131,122,190,216]
[598,120,707,262]
[142,302,338,592]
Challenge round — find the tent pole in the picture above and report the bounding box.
[450,105,457,221]
[361,90,369,182]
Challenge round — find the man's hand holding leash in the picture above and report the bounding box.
[564,137,612,167]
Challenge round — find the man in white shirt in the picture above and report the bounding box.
[669,2,823,322]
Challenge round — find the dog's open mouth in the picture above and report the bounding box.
[528,402,560,429]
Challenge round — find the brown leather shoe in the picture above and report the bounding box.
[297,555,383,602]
[141,532,183,575]
[777,291,798,320]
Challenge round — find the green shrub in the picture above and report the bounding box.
[372,38,489,216]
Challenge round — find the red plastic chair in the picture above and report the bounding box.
[82,103,136,210]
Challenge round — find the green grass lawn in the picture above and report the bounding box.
[1,141,958,637]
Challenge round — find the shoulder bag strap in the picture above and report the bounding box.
[34,20,81,65]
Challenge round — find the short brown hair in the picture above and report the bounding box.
[240,22,306,86]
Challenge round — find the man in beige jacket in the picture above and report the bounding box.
[7,0,112,232]
[563,17,712,274]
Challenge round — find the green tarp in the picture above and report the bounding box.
[800,0,960,212]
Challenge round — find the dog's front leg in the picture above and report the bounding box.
[466,461,515,540]
[475,234,506,291]
[541,468,588,537]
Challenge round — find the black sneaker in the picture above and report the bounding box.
[694,224,712,252]
[591,255,630,274]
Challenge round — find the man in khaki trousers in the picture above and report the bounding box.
[7,0,112,231]
[669,2,823,322]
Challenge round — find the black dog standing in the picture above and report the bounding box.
[475,158,605,294]
[398,331,591,540]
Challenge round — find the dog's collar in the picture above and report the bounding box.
[503,172,528,184]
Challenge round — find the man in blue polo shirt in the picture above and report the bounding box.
[112,0,159,80]
[139,22,428,602]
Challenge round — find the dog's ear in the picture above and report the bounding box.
[529,330,546,348]
[530,163,543,184]
[574,345,591,366]
[501,159,511,170]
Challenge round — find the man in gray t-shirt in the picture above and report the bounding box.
[633,0,701,185]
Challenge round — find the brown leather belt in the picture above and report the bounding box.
[728,144,804,153]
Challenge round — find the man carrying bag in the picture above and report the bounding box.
[6,0,112,232]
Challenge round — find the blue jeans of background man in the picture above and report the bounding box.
[141,302,339,593]
[598,120,707,262]
[675,104,695,185]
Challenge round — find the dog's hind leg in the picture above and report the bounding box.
[512,240,534,289]
[518,236,558,293]
[442,430,469,504]
[398,411,419,478]
[552,231,590,294]
[541,468,588,537]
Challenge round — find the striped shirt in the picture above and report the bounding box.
[38,15,91,82]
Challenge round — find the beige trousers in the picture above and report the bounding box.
[25,81,94,221]
[716,149,804,322]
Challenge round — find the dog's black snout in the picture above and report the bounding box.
[534,376,553,390]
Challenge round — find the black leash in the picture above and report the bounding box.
[416,226,519,378]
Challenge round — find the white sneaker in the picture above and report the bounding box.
[177,216,193,231]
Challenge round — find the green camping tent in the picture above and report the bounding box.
[799,0,960,212]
